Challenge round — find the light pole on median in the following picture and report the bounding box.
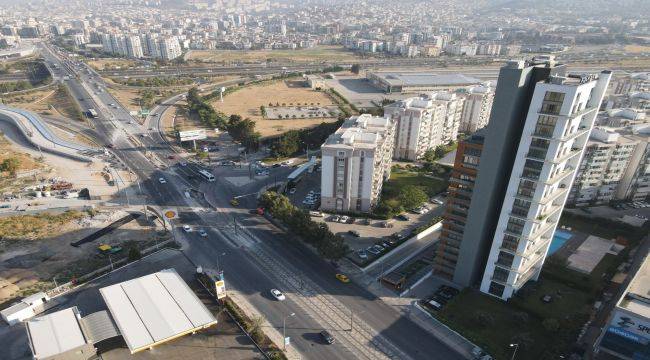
[509,343,519,360]
[283,312,295,351]
[216,252,226,272]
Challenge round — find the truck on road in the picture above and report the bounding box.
[87,108,98,118]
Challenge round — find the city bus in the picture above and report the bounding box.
[198,169,215,182]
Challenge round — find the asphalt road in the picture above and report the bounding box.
[36,42,466,360]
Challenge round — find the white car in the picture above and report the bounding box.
[340,215,349,223]
[158,177,166,184]
[270,289,285,301]
[183,225,191,232]
[289,188,297,194]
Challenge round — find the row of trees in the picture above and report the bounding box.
[186,88,260,150]
[374,184,429,219]
[269,118,344,158]
[116,76,194,87]
[259,191,349,260]
[0,81,32,93]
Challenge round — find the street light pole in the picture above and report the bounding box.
[510,343,519,360]
[216,252,226,272]
[283,312,295,351]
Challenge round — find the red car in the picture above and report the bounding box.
[167,155,175,159]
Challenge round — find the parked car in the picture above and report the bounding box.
[198,229,208,237]
[340,215,349,223]
[331,215,340,222]
[348,230,361,237]
[270,289,285,301]
[381,221,394,228]
[367,246,380,255]
[158,177,167,184]
[396,214,410,221]
[357,250,368,259]
[182,225,191,232]
[372,244,384,252]
[320,330,335,344]
[309,211,324,217]
[432,198,444,205]
[289,188,297,194]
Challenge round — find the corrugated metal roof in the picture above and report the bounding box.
[99,268,217,353]
[26,307,87,359]
[80,310,120,344]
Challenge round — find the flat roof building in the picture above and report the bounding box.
[99,268,217,354]
[321,114,396,213]
[596,254,650,359]
[367,71,481,94]
[25,307,96,360]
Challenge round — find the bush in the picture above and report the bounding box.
[127,246,142,262]
[542,318,560,332]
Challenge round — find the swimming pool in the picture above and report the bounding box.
[548,229,573,255]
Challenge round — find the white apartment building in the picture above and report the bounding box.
[384,95,445,160]
[431,92,465,144]
[616,135,650,202]
[159,37,182,60]
[321,114,396,213]
[459,85,494,133]
[568,127,639,206]
[480,70,611,300]
[125,35,144,59]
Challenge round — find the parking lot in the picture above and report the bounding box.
[283,165,446,264]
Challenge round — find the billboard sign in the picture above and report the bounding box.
[609,311,650,343]
[178,129,207,142]
[215,280,226,299]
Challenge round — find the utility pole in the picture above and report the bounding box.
[283,313,295,351]
[349,310,353,332]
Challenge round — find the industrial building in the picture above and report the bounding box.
[366,71,481,94]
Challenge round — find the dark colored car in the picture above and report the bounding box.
[320,330,335,344]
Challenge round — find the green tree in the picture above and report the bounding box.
[127,246,142,262]
[351,64,361,74]
[0,157,20,176]
[398,185,428,210]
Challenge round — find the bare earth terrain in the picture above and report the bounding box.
[3,86,82,121]
[211,80,339,137]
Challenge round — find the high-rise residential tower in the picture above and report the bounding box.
[433,56,611,301]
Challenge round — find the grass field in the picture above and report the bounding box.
[210,80,339,137]
[385,170,448,198]
[435,276,591,360]
[186,45,360,63]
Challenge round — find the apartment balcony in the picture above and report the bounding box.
[514,263,542,288]
[450,177,475,187]
[551,147,582,164]
[442,225,464,238]
[537,186,568,206]
[490,275,510,286]
[523,236,552,260]
[544,166,575,185]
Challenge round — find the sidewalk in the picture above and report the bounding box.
[229,289,302,360]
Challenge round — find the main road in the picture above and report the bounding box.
[39,42,466,360]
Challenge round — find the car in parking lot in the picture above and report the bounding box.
[198,229,208,237]
[331,215,340,222]
[182,225,191,232]
[270,289,285,301]
[367,246,381,255]
[340,215,349,223]
[309,211,324,217]
[372,244,385,253]
[289,187,297,194]
[396,214,411,221]
[158,177,166,184]
[356,250,368,259]
[431,198,444,205]
[320,330,335,344]
[348,230,361,237]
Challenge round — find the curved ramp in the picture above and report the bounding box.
[0,105,97,162]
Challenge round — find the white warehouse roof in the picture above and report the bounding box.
[99,268,217,353]
[25,307,88,359]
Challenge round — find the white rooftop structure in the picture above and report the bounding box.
[99,268,217,353]
[25,307,94,360]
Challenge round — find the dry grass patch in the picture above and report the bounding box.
[3,86,82,121]
[0,210,84,241]
[210,80,339,137]
[86,58,137,70]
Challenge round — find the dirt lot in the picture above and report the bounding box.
[86,58,137,70]
[186,45,359,63]
[2,86,82,121]
[624,45,650,54]
[0,208,168,305]
[211,80,339,137]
